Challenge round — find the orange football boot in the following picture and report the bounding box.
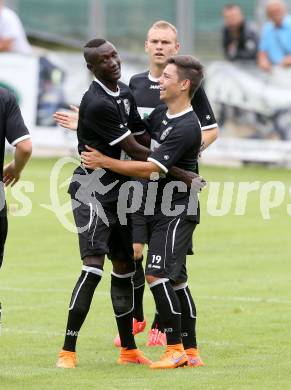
[150,344,188,369]
[185,348,205,367]
[56,349,78,368]
[117,348,152,365]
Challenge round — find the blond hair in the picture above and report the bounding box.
[147,20,178,39]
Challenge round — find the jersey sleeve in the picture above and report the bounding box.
[147,121,201,174]
[4,92,30,146]
[83,99,131,146]
[191,85,218,131]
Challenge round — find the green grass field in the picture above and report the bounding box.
[1,158,291,390]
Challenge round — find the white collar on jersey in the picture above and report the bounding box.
[148,72,160,83]
[166,106,193,119]
[94,77,120,97]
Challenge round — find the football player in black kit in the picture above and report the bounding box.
[54,21,218,350]
[56,39,199,369]
[81,55,205,369]
[129,21,218,347]
[0,89,32,270]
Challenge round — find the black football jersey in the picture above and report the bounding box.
[129,70,217,131]
[69,79,146,204]
[144,105,201,211]
[0,88,30,181]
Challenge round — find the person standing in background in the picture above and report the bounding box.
[222,4,258,61]
[0,0,31,54]
[258,0,291,71]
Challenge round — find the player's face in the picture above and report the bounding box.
[159,63,184,102]
[145,28,180,67]
[92,42,121,82]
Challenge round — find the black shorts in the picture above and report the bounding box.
[0,205,8,269]
[131,209,150,244]
[145,214,197,283]
[132,210,196,256]
[71,196,133,263]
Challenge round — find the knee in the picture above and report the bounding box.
[146,274,159,285]
[83,255,104,269]
[133,243,144,261]
[112,261,135,275]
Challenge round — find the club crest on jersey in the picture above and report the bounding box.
[160,126,173,141]
[123,99,131,115]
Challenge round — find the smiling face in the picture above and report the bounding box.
[87,42,121,83]
[145,27,180,68]
[159,63,186,103]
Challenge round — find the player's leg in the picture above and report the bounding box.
[145,216,188,369]
[174,281,204,367]
[171,221,204,367]
[131,212,147,324]
[132,242,146,323]
[56,199,108,368]
[131,212,166,347]
[109,223,151,365]
[0,204,8,269]
[113,212,148,347]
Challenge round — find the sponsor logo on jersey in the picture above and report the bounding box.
[206,115,211,120]
[116,99,121,104]
[160,126,173,141]
[162,120,167,125]
[150,84,160,89]
[163,155,170,161]
[123,98,131,115]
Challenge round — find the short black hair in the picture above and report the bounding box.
[166,55,204,98]
[83,38,106,64]
[84,38,106,49]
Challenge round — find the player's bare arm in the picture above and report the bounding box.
[3,138,32,187]
[82,140,203,188]
[81,146,160,178]
[202,126,219,150]
[81,146,206,190]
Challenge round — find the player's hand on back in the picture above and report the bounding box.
[81,145,106,170]
[53,105,79,131]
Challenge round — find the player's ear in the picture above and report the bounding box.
[87,63,93,72]
[181,79,190,92]
[145,40,149,53]
[174,41,180,54]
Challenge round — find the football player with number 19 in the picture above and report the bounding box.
[81,55,206,369]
